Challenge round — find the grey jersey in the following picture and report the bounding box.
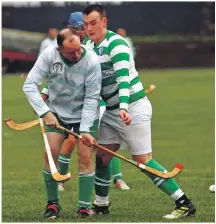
[23,45,102,132]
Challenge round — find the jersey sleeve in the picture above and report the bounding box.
[23,49,51,117]
[79,53,102,133]
[109,38,130,111]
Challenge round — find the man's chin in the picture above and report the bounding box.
[88,34,95,41]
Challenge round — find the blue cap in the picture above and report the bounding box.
[68,12,84,29]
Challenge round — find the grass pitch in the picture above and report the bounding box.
[2,68,215,222]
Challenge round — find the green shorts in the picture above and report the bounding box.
[45,113,99,138]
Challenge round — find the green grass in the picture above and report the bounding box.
[2,68,215,222]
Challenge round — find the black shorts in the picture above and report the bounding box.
[45,112,99,138]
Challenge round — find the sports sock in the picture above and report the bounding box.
[43,169,59,202]
[95,156,112,204]
[58,153,71,175]
[79,172,95,209]
[143,159,184,200]
[111,157,122,182]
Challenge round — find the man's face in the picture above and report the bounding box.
[83,11,107,42]
[117,28,126,37]
[59,35,82,62]
[69,26,86,43]
[49,28,58,39]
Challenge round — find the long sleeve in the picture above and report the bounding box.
[23,50,50,117]
[110,39,130,111]
[79,57,102,133]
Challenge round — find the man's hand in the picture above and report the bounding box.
[119,110,131,125]
[41,94,48,102]
[43,111,59,129]
[80,132,96,147]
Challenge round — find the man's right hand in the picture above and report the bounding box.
[43,111,59,129]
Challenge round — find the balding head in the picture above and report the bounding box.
[57,28,83,63]
[57,28,81,49]
[59,28,72,37]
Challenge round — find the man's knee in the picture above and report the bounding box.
[132,153,152,164]
[44,148,59,163]
[78,148,94,171]
[96,144,119,165]
[43,149,60,171]
[96,150,113,166]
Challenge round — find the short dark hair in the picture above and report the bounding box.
[57,29,74,47]
[83,4,106,17]
[57,33,65,47]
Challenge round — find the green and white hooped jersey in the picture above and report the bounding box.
[23,45,102,133]
[83,30,146,111]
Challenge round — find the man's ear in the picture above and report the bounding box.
[103,17,108,27]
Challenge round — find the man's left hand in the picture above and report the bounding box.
[80,132,96,147]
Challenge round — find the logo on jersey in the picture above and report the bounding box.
[52,62,63,73]
[98,47,104,55]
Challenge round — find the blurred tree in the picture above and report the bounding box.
[200,2,215,36]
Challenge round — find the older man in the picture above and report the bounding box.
[23,28,102,219]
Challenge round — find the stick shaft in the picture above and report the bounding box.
[5,118,182,179]
[58,126,131,162]
[39,118,58,174]
[39,119,71,182]
[58,126,182,179]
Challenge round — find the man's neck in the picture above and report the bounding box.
[94,28,107,45]
[48,36,55,40]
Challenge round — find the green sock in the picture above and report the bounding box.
[58,153,71,175]
[95,159,112,197]
[79,173,95,209]
[109,159,113,176]
[43,169,59,202]
[112,157,122,181]
[144,159,180,196]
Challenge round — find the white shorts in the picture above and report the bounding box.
[98,97,152,155]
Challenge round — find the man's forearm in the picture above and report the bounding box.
[80,98,99,133]
[23,78,50,117]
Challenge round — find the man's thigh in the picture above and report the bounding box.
[98,109,123,145]
[98,124,122,145]
[45,132,66,160]
[124,120,152,156]
[129,97,152,124]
